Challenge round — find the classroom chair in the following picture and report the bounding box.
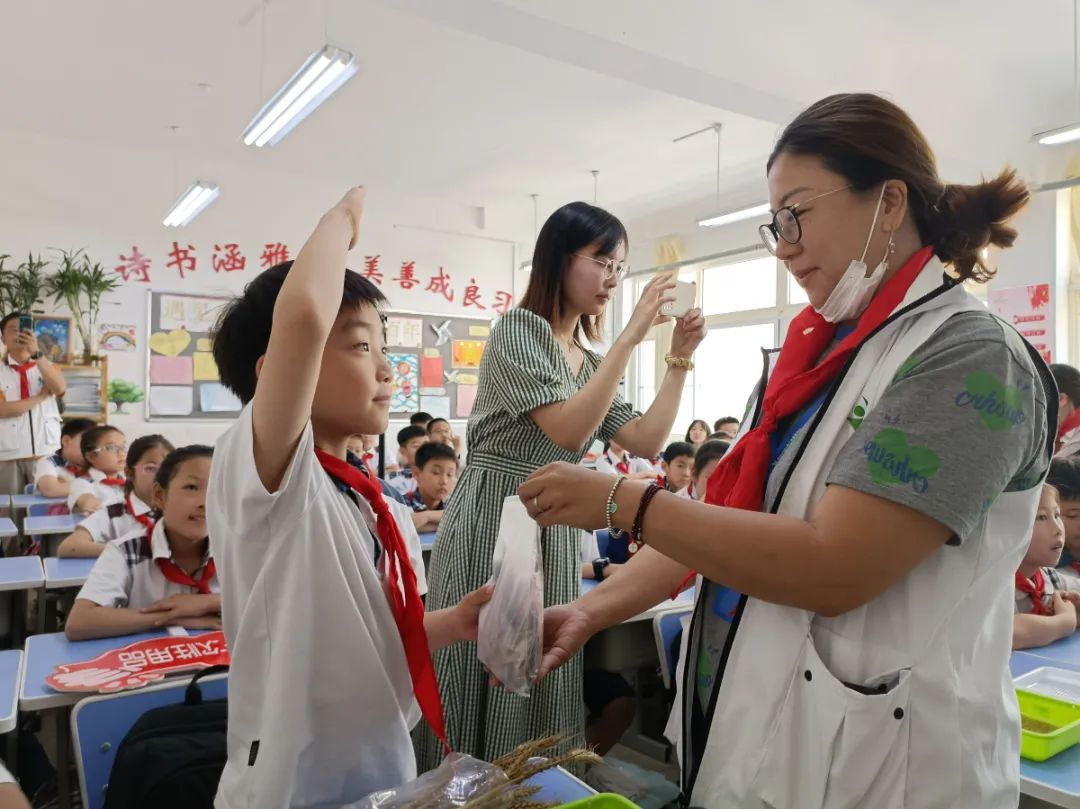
[653,607,693,690]
[71,670,228,809]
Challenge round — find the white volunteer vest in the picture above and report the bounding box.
[0,360,61,461]
[685,259,1050,808]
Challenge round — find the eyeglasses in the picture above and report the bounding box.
[758,185,852,255]
[573,253,629,280]
[89,443,126,456]
[133,463,160,474]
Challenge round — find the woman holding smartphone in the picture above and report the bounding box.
[417,201,705,769]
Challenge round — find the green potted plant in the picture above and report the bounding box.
[10,252,50,313]
[45,248,120,365]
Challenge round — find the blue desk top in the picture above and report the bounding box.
[10,494,66,510]
[581,578,695,622]
[0,555,43,591]
[44,557,96,589]
[25,514,78,536]
[21,630,177,710]
[0,518,17,538]
[419,532,436,552]
[0,650,22,734]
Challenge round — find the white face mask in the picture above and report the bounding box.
[814,184,892,324]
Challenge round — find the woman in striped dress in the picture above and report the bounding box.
[417,201,705,769]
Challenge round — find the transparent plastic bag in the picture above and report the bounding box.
[345,753,510,808]
[477,496,544,696]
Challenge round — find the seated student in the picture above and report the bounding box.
[657,441,694,494]
[387,425,426,495]
[685,439,730,501]
[410,411,433,431]
[712,416,740,440]
[33,417,96,498]
[348,433,381,473]
[1048,458,1080,584]
[57,435,173,558]
[593,438,655,480]
[65,445,220,641]
[67,425,127,514]
[1014,483,1080,650]
[206,188,491,806]
[406,441,458,533]
[426,417,462,455]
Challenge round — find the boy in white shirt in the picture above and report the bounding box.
[0,313,66,498]
[68,425,127,514]
[208,187,490,808]
[33,417,95,499]
[592,439,655,480]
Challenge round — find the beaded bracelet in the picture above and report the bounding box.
[605,476,624,536]
[629,483,663,554]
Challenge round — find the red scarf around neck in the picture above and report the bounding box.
[1058,409,1080,452]
[100,475,126,489]
[705,246,935,511]
[315,447,448,753]
[1015,569,1051,616]
[127,493,155,531]
[10,360,36,400]
[149,524,216,595]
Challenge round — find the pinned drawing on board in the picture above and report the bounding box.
[389,353,420,413]
[431,320,453,347]
[452,340,485,369]
[149,356,194,386]
[148,386,193,417]
[421,355,444,388]
[386,316,423,348]
[456,384,478,418]
[159,294,225,333]
[193,352,220,381]
[149,328,192,357]
[200,383,241,413]
[108,379,144,414]
[422,395,451,421]
[98,323,137,353]
[468,325,490,338]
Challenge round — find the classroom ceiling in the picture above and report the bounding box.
[0,0,1074,241]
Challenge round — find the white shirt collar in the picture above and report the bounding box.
[149,518,211,565]
[128,493,151,516]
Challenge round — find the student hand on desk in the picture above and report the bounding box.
[141,594,221,627]
[1059,591,1080,628]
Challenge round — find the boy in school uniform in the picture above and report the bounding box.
[33,417,96,498]
[0,313,67,498]
[1048,458,1080,585]
[387,425,426,496]
[657,441,694,494]
[68,425,127,514]
[593,439,655,480]
[405,440,458,533]
[208,187,490,808]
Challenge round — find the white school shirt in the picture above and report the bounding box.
[68,469,125,513]
[34,454,79,487]
[208,405,421,809]
[77,493,152,545]
[593,450,654,478]
[76,520,219,609]
[0,357,61,461]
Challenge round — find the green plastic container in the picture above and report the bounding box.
[1017,688,1080,761]
[557,795,640,809]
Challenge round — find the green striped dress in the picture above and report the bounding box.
[415,308,639,770]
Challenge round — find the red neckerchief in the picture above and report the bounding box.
[149,523,216,595]
[315,447,449,753]
[1016,569,1051,616]
[126,493,154,531]
[1058,410,1080,452]
[705,246,934,510]
[657,474,668,490]
[100,476,126,489]
[361,450,378,473]
[10,359,36,400]
[65,465,86,477]
[1072,561,1080,575]
[611,452,630,476]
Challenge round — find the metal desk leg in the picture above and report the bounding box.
[54,707,71,809]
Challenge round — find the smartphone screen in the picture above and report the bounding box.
[17,315,33,333]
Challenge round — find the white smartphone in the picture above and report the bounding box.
[661,280,697,319]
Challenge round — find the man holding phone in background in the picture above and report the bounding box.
[0,313,66,507]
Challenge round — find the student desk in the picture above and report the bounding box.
[25,514,78,537]
[0,518,17,538]
[22,630,186,809]
[44,557,95,591]
[0,556,44,646]
[0,650,22,778]
[8,494,66,511]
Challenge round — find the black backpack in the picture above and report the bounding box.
[103,665,229,809]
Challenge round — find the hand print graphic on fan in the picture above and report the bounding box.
[46,631,230,694]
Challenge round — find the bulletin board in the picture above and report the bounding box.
[144,290,241,421]
[383,310,493,420]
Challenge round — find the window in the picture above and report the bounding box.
[702,255,776,315]
[695,322,776,420]
[788,271,809,305]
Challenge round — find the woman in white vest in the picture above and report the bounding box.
[518,93,1056,808]
[0,313,66,498]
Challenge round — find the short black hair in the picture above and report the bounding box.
[713,417,739,431]
[415,440,458,470]
[212,261,387,405]
[397,425,427,448]
[693,440,730,475]
[1048,458,1080,502]
[411,412,433,426]
[426,417,449,434]
[1052,364,1080,407]
[0,312,28,334]
[155,445,213,490]
[663,441,694,463]
[80,425,123,459]
[61,418,97,439]
[126,435,175,470]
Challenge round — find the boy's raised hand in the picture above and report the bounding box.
[333,186,366,249]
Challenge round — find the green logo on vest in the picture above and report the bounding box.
[863,428,939,493]
[954,371,1026,431]
[848,397,869,430]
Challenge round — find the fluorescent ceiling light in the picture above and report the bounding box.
[1035,123,1080,146]
[697,202,770,228]
[163,182,220,227]
[519,260,532,273]
[242,45,358,147]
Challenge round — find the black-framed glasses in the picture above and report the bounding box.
[574,253,629,280]
[758,185,851,255]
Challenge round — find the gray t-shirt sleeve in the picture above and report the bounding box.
[827,311,1050,541]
